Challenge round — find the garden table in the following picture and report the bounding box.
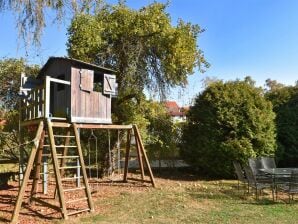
[259,168,298,200]
[260,168,298,176]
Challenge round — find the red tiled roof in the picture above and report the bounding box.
[164,101,187,117]
[164,101,179,109]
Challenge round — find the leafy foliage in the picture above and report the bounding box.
[0,58,39,109]
[0,58,39,162]
[145,101,180,165]
[265,83,298,167]
[181,79,276,177]
[67,2,209,101]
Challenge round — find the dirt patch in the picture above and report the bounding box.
[0,173,155,224]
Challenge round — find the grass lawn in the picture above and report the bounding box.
[56,170,298,224]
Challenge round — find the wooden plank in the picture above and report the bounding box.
[52,122,132,129]
[133,125,156,188]
[45,76,51,118]
[134,131,145,180]
[71,67,77,119]
[47,119,68,220]
[30,130,45,200]
[80,69,93,92]
[123,129,131,182]
[76,124,133,129]
[11,121,44,224]
[49,77,71,85]
[73,123,95,212]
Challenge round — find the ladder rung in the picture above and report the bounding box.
[42,153,63,157]
[67,208,90,216]
[66,197,88,204]
[61,176,83,181]
[56,145,77,148]
[57,155,79,159]
[43,145,77,148]
[63,187,86,192]
[45,135,75,138]
[59,166,81,169]
[39,172,54,175]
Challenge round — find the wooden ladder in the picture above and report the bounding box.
[11,120,94,223]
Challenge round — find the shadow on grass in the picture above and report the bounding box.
[152,167,216,181]
[185,181,278,206]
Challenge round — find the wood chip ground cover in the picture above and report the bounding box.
[0,172,298,223]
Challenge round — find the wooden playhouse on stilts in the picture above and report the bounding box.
[11,57,155,223]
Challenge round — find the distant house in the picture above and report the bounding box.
[164,101,189,122]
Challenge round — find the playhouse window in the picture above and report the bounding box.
[57,74,65,91]
[93,74,103,92]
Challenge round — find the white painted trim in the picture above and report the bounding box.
[45,76,50,118]
[71,116,112,124]
[49,77,71,85]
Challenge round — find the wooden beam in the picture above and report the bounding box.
[47,119,68,220]
[123,129,131,182]
[134,132,145,180]
[133,125,156,187]
[76,124,133,129]
[51,122,133,129]
[49,77,71,85]
[30,130,45,201]
[11,121,44,224]
[73,123,95,212]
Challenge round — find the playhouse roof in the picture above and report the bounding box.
[38,57,115,78]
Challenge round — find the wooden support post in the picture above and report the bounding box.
[133,125,156,187]
[30,130,45,201]
[18,134,25,185]
[134,130,145,180]
[123,129,131,182]
[11,121,44,224]
[47,119,68,219]
[73,123,94,212]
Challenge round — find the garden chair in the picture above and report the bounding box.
[279,171,298,203]
[243,164,274,200]
[261,157,276,169]
[248,158,271,183]
[233,161,248,192]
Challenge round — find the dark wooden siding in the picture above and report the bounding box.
[71,67,112,124]
[43,60,71,118]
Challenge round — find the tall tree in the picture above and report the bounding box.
[181,79,276,177]
[265,83,298,167]
[67,2,209,102]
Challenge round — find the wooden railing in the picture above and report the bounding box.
[20,76,70,122]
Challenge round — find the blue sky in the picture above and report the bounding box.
[1,0,298,106]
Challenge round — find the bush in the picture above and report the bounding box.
[181,79,276,177]
[266,85,298,167]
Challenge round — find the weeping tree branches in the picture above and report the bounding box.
[0,0,105,47]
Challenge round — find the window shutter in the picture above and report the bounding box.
[80,69,94,92]
[103,74,117,95]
